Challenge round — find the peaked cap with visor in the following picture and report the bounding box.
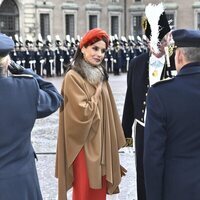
[172,29,200,47]
[0,33,14,57]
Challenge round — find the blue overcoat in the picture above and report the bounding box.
[144,62,200,200]
[0,69,62,200]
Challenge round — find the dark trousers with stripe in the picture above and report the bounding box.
[135,124,146,200]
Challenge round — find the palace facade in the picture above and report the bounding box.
[0,0,200,42]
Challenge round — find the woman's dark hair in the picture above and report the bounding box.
[66,38,109,81]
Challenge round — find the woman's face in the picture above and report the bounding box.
[81,40,106,66]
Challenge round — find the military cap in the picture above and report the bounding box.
[46,40,52,47]
[0,33,14,57]
[36,40,44,48]
[55,35,61,47]
[25,40,33,46]
[172,29,200,47]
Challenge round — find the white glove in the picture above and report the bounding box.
[120,147,134,155]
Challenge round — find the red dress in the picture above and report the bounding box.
[73,148,107,200]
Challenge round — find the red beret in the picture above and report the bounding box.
[79,28,110,49]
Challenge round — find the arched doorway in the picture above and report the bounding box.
[0,0,19,37]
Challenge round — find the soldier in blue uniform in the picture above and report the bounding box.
[55,35,64,76]
[44,35,55,77]
[18,36,26,67]
[144,29,200,200]
[121,37,131,72]
[10,34,19,63]
[128,36,136,61]
[118,38,127,73]
[112,37,121,75]
[35,34,45,76]
[24,38,35,70]
[104,41,113,73]
[10,34,25,66]
[63,37,72,73]
[0,33,63,200]
[122,4,175,200]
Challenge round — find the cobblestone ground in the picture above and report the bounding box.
[32,73,137,200]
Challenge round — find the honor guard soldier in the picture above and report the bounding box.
[10,34,20,63]
[128,35,136,60]
[19,36,26,67]
[35,34,45,76]
[75,35,80,48]
[24,36,35,71]
[134,36,144,57]
[0,33,63,200]
[63,35,72,73]
[70,37,77,57]
[122,3,176,200]
[125,41,131,72]
[18,36,26,67]
[137,35,147,54]
[55,35,64,76]
[119,36,129,72]
[44,35,55,77]
[112,35,121,75]
[10,34,25,66]
[104,37,114,73]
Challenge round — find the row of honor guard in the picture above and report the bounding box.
[10,34,76,77]
[9,34,148,77]
[105,34,148,75]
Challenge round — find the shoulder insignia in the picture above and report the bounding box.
[12,74,33,78]
[152,77,174,87]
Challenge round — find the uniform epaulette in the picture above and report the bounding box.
[12,74,33,78]
[152,77,174,87]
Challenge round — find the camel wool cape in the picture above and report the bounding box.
[55,68,126,200]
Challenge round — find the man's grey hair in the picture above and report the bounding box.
[181,47,200,62]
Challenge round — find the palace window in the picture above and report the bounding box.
[0,0,19,37]
[65,14,75,37]
[132,15,143,37]
[89,15,97,30]
[40,14,50,39]
[111,16,119,35]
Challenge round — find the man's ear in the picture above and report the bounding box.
[177,49,185,63]
[176,48,188,69]
[176,48,182,63]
